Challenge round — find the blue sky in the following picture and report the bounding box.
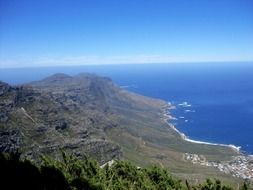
[0,0,253,68]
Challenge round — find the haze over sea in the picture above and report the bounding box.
[1,62,253,154]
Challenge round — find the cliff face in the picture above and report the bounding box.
[0,74,121,163]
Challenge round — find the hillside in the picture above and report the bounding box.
[0,73,242,184]
[2,152,251,190]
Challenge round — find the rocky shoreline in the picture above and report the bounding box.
[162,102,241,153]
[162,102,253,181]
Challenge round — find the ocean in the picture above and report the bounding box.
[1,62,253,154]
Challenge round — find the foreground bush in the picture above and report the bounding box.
[0,152,250,190]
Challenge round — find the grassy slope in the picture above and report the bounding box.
[106,90,242,186]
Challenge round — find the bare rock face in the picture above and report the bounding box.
[0,129,21,152]
[0,82,16,122]
[0,74,125,163]
[54,120,68,130]
[0,81,10,95]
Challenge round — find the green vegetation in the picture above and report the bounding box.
[0,151,250,190]
[0,74,241,182]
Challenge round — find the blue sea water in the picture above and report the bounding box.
[1,62,253,154]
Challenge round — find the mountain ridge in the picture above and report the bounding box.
[0,73,241,183]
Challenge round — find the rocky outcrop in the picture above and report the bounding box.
[0,81,10,95]
[0,75,125,163]
[0,129,21,152]
[0,82,16,122]
[54,119,69,130]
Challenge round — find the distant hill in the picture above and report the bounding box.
[0,73,241,183]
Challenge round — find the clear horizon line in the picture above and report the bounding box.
[1,60,253,69]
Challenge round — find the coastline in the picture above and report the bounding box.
[164,103,253,182]
[164,102,241,153]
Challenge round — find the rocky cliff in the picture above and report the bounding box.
[0,74,128,163]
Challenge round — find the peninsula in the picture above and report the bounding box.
[0,73,249,184]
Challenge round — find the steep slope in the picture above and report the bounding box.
[0,74,123,163]
[0,73,240,183]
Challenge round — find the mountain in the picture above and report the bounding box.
[0,73,241,183]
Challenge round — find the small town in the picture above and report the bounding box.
[184,153,253,181]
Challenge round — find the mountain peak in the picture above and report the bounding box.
[0,81,11,96]
[43,73,72,81]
